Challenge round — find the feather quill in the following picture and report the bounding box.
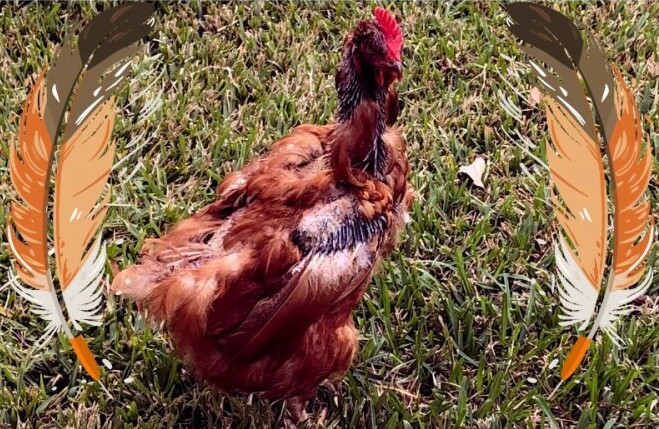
[505,3,654,380]
[6,3,154,380]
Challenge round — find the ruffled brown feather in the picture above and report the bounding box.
[112,121,411,404]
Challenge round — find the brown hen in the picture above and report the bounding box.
[112,7,412,422]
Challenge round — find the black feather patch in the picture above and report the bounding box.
[292,214,387,256]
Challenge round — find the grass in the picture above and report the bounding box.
[0,1,658,428]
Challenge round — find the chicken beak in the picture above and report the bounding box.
[390,61,403,81]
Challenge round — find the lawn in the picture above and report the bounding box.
[0,1,658,428]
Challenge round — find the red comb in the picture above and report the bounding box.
[374,7,403,61]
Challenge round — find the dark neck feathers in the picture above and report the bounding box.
[335,54,389,178]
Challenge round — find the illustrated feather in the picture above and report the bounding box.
[6,3,154,380]
[504,3,654,380]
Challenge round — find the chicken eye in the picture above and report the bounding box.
[360,37,386,62]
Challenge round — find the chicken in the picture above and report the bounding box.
[112,7,412,422]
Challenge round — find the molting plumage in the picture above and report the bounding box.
[112,8,412,423]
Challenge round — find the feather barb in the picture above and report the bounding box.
[54,98,115,290]
[608,65,654,290]
[545,97,607,293]
[7,69,52,290]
